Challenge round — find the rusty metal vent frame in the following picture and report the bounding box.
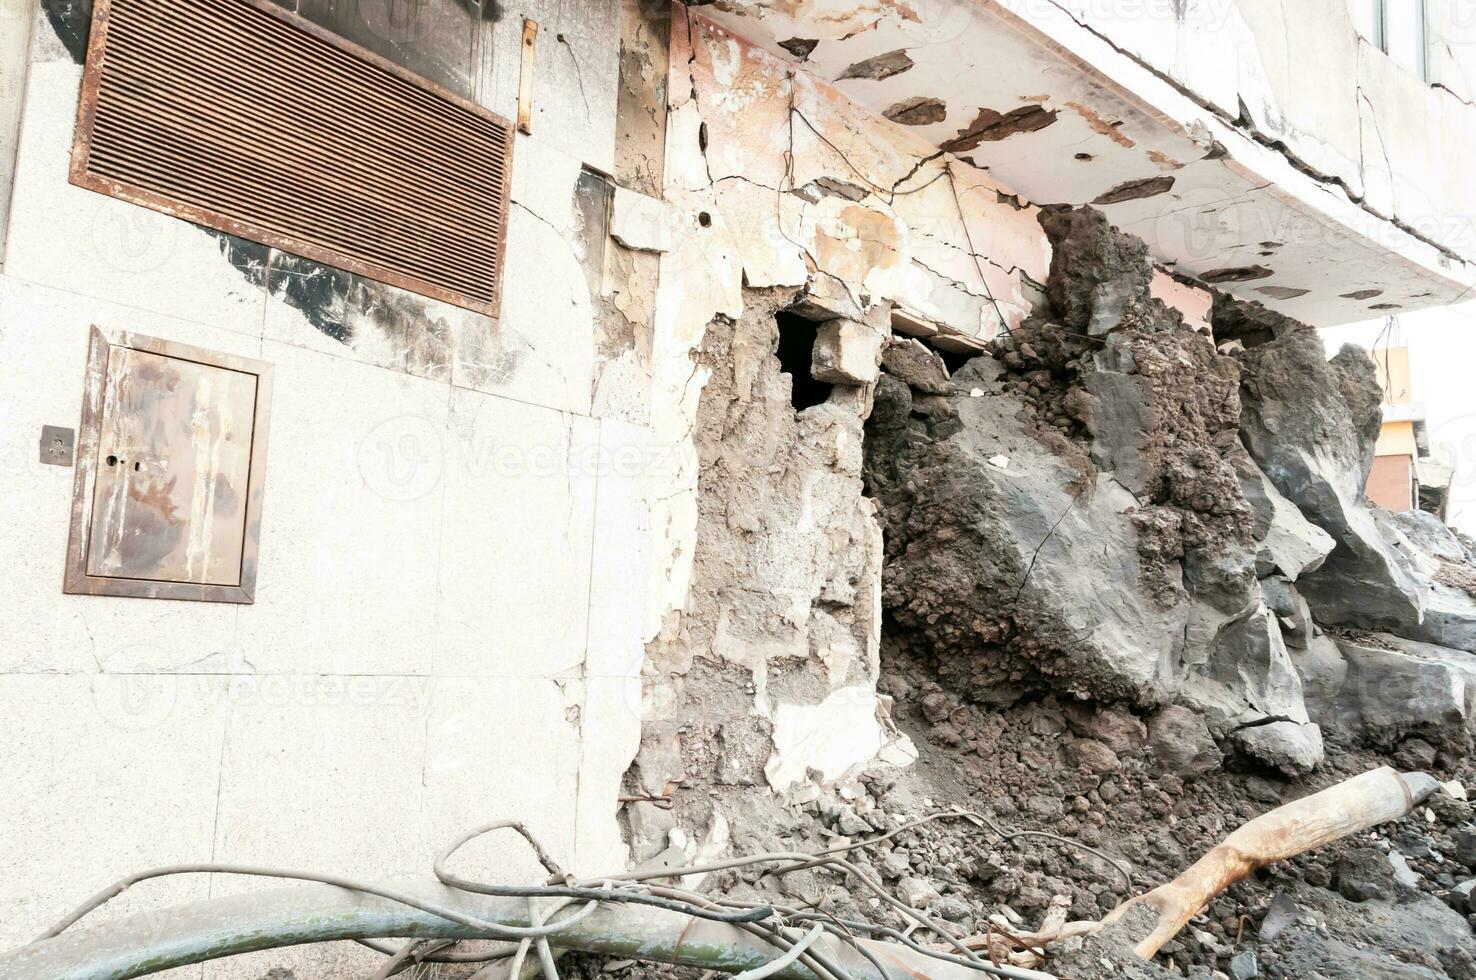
[70,0,514,318]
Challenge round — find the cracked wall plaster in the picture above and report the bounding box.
[641,6,1056,796]
[693,0,1476,327]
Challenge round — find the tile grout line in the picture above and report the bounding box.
[571,415,603,868]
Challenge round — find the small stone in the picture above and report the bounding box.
[1147,705,1222,778]
[1229,950,1259,980]
[1335,848,1396,902]
[1063,703,1148,754]
[1259,891,1298,942]
[1454,829,1476,870]
[879,337,950,393]
[931,896,973,922]
[1395,737,1439,771]
[1244,775,1283,804]
[882,850,912,877]
[1448,879,1476,915]
[1067,738,1122,773]
[897,876,941,908]
[835,808,870,836]
[1388,851,1421,888]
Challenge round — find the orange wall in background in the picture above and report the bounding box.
[1368,453,1415,511]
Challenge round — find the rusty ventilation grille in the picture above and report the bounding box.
[71,0,513,316]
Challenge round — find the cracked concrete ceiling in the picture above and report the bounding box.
[694,0,1476,327]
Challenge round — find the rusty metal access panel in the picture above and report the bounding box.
[65,327,273,603]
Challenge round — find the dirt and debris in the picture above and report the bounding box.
[619,203,1476,980]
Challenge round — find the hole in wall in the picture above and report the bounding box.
[933,343,980,374]
[697,211,713,228]
[775,311,833,411]
[106,454,118,467]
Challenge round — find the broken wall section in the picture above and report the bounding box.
[634,7,1062,837]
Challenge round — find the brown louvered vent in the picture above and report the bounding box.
[71,0,513,316]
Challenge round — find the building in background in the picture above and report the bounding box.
[1323,307,1476,533]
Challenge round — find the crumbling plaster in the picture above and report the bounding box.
[691,0,1476,327]
[640,7,1065,795]
[638,8,1248,800]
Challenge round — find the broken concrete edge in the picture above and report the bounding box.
[981,0,1476,294]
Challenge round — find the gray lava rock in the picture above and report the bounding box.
[1315,635,1476,751]
[1148,705,1222,777]
[864,361,1190,705]
[1238,329,1426,630]
[835,808,871,836]
[1040,205,1151,336]
[1259,891,1299,942]
[1183,604,1324,776]
[1229,949,1259,980]
[1335,848,1397,902]
[1389,851,1422,889]
[1452,829,1476,870]
[1233,720,1325,777]
[1230,446,1335,582]
[1448,878,1476,915]
[880,337,951,394]
[931,896,973,922]
[1261,576,1312,649]
[1403,582,1476,655]
[897,876,941,908]
[1389,510,1470,563]
[1396,737,1440,771]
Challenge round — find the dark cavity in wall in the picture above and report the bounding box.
[774,311,833,410]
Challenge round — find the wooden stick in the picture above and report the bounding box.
[956,767,1437,962]
[1106,767,1433,959]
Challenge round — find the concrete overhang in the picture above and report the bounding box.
[1382,403,1428,425]
[693,0,1476,327]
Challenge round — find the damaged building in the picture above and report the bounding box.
[6,0,1476,977]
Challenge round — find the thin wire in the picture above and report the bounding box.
[732,924,826,980]
[944,161,1012,336]
[38,864,599,943]
[40,812,1088,980]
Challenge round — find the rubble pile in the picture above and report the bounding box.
[622,204,1476,980]
[865,206,1327,777]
